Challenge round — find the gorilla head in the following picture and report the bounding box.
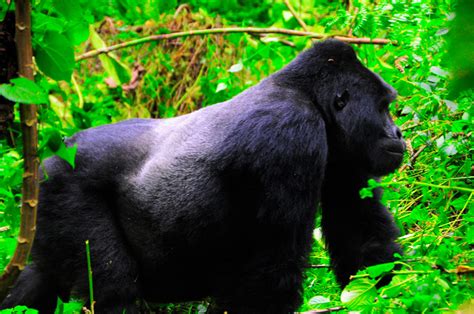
[280,39,406,176]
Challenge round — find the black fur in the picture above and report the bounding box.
[1,40,404,313]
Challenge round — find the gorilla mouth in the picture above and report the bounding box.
[386,149,403,157]
[383,140,406,156]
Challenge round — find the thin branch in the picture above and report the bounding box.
[283,0,309,32]
[398,134,442,172]
[383,181,473,193]
[398,143,427,172]
[0,0,39,300]
[350,270,435,280]
[76,27,395,61]
[300,306,346,313]
[308,264,331,268]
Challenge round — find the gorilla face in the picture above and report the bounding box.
[311,45,406,176]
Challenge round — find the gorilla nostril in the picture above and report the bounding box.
[394,126,402,139]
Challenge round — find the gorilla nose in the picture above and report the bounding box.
[393,126,402,139]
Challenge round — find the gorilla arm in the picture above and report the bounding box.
[321,164,402,288]
[210,100,328,313]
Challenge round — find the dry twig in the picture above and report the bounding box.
[76,27,395,61]
[283,0,310,32]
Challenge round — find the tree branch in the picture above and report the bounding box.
[283,0,310,32]
[76,27,395,61]
[0,0,39,300]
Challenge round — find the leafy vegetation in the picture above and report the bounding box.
[0,0,472,313]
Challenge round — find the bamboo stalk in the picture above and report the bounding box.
[0,0,39,300]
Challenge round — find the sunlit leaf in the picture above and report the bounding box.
[0,78,48,104]
[430,66,449,77]
[216,82,227,93]
[228,61,244,73]
[341,278,377,309]
[309,295,330,305]
[367,262,395,279]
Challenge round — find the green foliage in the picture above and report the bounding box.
[0,0,472,313]
[446,0,474,96]
[0,78,48,105]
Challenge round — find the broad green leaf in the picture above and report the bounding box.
[32,12,64,33]
[341,278,377,309]
[0,78,48,104]
[89,27,131,85]
[52,0,82,21]
[366,262,395,279]
[36,31,75,81]
[65,20,90,45]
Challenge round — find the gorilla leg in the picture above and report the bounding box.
[0,264,58,313]
[210,259,304,314]
[209,222,314,314]
[31,176,141,314]
[321,165,402,287]
[82,218,140,314]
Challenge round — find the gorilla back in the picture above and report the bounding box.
[1,39,404,314]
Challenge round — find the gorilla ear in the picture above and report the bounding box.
[334,90,350,110]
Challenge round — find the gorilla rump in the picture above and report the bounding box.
[2,40,405,313]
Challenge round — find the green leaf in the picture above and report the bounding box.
[216,82,227,93]
[36,31,75,81]
[89,28,131,85]
[341,278,378,309]
[228,61,243,73]
[366,262,395,279]
[430,66,449,77]
[65,20,90,45]
[0,78,48,104]
[46,130,63,152]
[444,144,457,156]
[466,226,474,244]
[32,12,64,33]
[52,0,82,21]
[55,143,78,169]
[360,179,380,199]
[309,295,330,305]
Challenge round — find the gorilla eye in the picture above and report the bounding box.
[334,90,350,110]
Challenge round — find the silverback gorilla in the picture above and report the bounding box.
[1,40,405,313]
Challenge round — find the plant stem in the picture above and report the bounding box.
[350,270,434,279]
[85,240,95,313]
[76,27,395,61]
[283,0,310,32]
[383,181,474,193]
[0,0,39,300]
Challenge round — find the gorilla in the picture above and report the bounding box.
[1,39,405,313]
